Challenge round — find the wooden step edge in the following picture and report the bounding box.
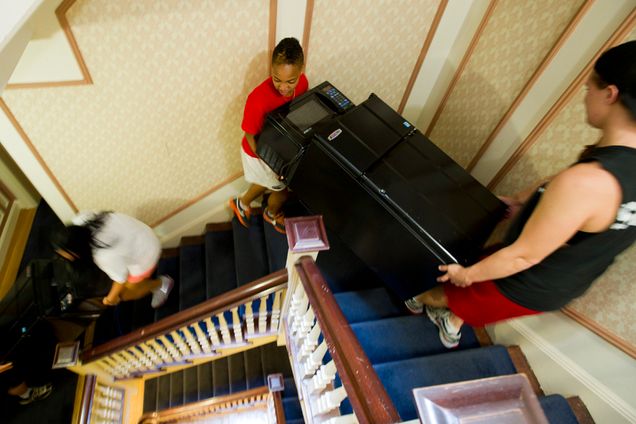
[0,207,36,301]
[472,327,493,346]
[161,247,180,258]
[180,235,205,246]
[205,222,233,232]
[506,345,544,396]
[566,396,596,424]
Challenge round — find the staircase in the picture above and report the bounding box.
[90,209,287,347]
[142,342,303,423]
[79,199,592,423]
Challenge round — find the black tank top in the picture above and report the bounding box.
[495,146,636,311]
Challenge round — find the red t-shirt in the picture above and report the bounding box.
[241,74,309,157]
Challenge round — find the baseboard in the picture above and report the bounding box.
[153,177,248,248]
[0,206,36,300]
[489,313,636,423]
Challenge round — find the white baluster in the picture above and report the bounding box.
[299,321,321,360]
[170,330,192,357]
[230,307,243,343]
[316,386,348,415]
[258,295,268,334]
[216,313,232,345]
[159,335,181,362]
[303,339,328,378]
[309,360,337,394]
[191,322,213,354]
[323,414,359,424]
[270,289,283,332]
[204,317,221,348]
[138,342,162,369]
[148,339,171,364]
[181,325,202,355]
[244,301,255,338]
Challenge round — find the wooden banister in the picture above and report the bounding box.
[138,386,270,424]
[82,269,287,363]
[295,256,400,424]
[272,391,286,424]
[78,374,96,424]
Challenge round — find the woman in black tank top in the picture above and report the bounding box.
[404,41,636,348]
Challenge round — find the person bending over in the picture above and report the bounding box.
[229,37,308,234]
[406,41,636,348]
[53,211,173,308]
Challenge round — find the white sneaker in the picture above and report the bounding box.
[19,383,53,405]
[151,275,174,308]
[426,306,461,348]
[404,297,424,314]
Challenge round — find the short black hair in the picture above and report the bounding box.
[594,40,636,120]
[272,37,304,68]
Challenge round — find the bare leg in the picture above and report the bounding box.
[240,184,267,207]
[413,286,464,328]
[267,189,289,217]
[103,282,126,305]
[119,279,162,301]
[8,381,28,397]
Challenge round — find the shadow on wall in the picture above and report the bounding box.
[217,50,269,169]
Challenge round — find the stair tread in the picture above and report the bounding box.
[539,394,579,424]
[179,243,207,310]
[373,345,517,420]
[351,315,480,364]
[261,342,293,378]
[229,351,247,393]
[244,346,266,389]
[232,217,270,286]
[213,357,230,397]
[154,255,181,321]
[205,229,238,298]
[262,216,289,272]
[283,397,304,421]
[334,287,404,323]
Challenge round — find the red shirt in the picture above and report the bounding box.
[241,74,309,157]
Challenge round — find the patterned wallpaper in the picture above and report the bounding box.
[495,29,636,347]
[428,0,585,168]
[306,0,442,111]
[1,0,270,225]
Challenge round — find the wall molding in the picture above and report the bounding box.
[5,0,92,90]
[465,0,595,172]
[424,0,498,137]
[562,307,636,359]
[508,318,636,422]
[0,98,78,212]
[487,10,635,190]
[397,0,448,114]
[301,0,314,66]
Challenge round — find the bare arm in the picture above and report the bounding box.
[440,164,620,286]
[245,132,257,154]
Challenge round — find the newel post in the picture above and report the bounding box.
[278,215,330,345]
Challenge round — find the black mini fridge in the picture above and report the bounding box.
[258,82,506,300]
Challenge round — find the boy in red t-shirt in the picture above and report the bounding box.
[229,38,308,234]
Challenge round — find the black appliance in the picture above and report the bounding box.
[256,81,354,181]
[280,87,506,300]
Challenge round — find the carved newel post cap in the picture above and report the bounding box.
[285,215,330,253]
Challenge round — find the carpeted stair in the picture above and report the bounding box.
[312,232,584,423]
[142,342,303,422]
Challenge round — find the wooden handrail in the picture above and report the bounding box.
[295,256,400,424]
[138,386,269,423]
[82,269,288,363]
[78,374,96,424]
[272,391,286,424]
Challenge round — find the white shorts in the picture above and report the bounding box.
[241,149,286,191]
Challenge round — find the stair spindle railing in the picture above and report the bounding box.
[79,269,288,380]
[279,217,400,424]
